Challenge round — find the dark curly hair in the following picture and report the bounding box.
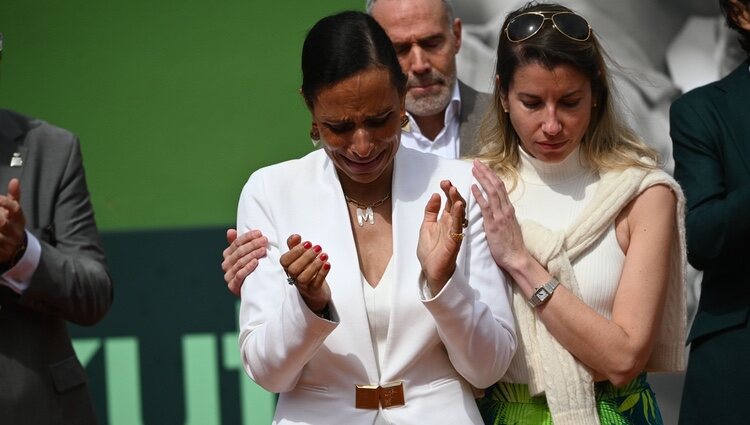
[720,0,750,55]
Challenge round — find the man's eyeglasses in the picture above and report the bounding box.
[505,11,591,43]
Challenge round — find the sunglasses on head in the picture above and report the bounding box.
[505,11,591,43]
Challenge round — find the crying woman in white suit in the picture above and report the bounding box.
[234,10,516,425]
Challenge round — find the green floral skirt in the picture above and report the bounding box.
[477,373,662,425]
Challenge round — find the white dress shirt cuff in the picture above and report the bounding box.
[0,230,42,294]
[419,273,456,301]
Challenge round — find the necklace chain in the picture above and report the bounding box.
[344,192,391,209]
[344,192,391,226]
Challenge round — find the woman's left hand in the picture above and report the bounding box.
[417,180,467,294]
[471,160,531,272]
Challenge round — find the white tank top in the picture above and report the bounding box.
[503,147,626,383]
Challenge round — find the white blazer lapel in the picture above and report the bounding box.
[380,148,442,381]
[314,155,381,384]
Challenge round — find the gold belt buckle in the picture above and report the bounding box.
[355,381,405,409]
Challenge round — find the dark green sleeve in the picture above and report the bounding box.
[670,95,750,270]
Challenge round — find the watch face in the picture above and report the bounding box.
[537,289,549,301]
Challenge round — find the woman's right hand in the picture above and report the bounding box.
[280,234,331,314]
[417,180,467,294]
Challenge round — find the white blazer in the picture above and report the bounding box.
[237,147,516,425]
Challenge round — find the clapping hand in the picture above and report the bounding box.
[0,179,27,264]
[279,234,331,315]
[417,180,467,295]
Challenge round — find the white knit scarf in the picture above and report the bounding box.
[512,164,687,425]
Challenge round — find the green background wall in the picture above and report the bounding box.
[1,1,360,424]
[1,0,360,230]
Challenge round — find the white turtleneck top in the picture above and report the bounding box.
[503,147,626,383]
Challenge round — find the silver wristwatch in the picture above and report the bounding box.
[528,277,559,308]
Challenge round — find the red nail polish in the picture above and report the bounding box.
[319,253,328,262]
[313,245,322,253]
[303,241,312,249]
[323,263,331,270]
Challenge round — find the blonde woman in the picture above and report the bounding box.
[473,3,687,424]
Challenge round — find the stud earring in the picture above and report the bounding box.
[310,127,320,147]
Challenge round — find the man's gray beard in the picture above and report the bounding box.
[406,74,456,117]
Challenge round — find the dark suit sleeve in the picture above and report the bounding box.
[18,135,113,326]
[670,95,750,270]
[457,81,492,157]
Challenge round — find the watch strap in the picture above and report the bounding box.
[528,277,559,308]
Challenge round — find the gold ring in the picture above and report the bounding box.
[449,231,464,243]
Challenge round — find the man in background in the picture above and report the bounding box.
[368,0,489,159]
[0,32,113,425]
[670,1,750,423]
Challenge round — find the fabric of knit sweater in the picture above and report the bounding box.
[498,147,687,425]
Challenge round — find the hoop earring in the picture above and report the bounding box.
[400,115,409,129]
[310,127,320,147]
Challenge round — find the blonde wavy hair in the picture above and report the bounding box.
[475,2,658,189]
